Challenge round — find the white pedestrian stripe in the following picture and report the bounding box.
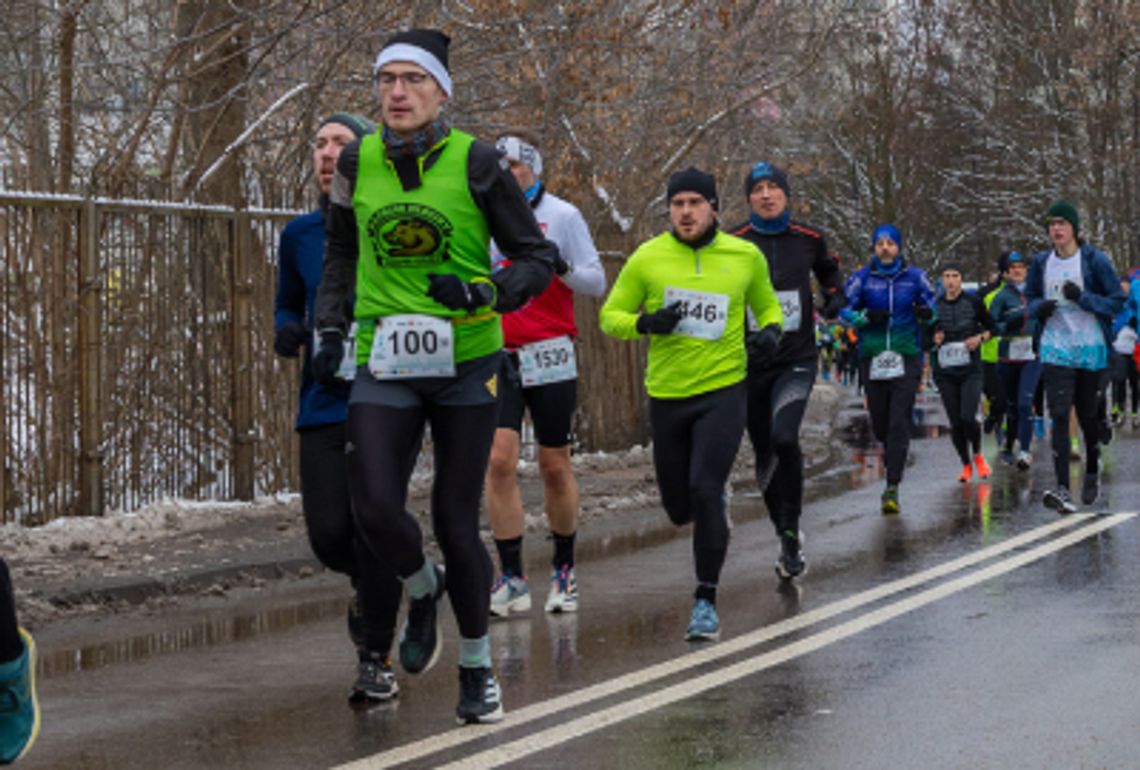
[333,512,1134,770]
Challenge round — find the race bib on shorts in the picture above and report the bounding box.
[1008,336,1035,361]
[937,341,971,368]
[777,290,802,332]
[664,286,729,341]
[368,314,455,379]
[518,335,577,387]
[314,322,359,380]
[869,350,905,381]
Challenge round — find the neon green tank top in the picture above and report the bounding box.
[352,129,498,365]
[980,283,1001,363]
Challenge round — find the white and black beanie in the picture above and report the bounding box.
[373,29,452,97]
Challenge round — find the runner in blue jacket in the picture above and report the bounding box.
[841,224,936,513]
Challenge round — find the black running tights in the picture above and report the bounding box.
[347,402,497,639]
[299,422,403,656]
[650,383,746,588]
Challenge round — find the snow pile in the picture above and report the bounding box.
[0,494,300,563]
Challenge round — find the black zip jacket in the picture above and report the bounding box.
[729,219,845,369]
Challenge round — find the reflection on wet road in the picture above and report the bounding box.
[22,389,1140,769]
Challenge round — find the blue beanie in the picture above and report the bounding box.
[744,161,790,197]
[871,224,902,249]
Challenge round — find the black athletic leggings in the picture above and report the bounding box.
[1111,352,1139,413]
[983,361,1006,427]
[934,365,983,465]
[0,559,22,662]
[746,362,816,536]
[299,422,403,656]
[650,383,746,589]
[1043,364,1105,488]
[347,402,497,639]
[861,355,921,486]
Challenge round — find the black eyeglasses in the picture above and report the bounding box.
[376,71,430,89]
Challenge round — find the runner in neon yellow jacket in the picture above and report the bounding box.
[599,225,783,399]
[597,167,782,643]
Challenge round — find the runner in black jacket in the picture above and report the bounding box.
[729,162,844,581]
[931,265,996,482]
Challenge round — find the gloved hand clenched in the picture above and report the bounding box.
[635,301,684,335]
[426,273,495,312]
[746,323,782,360]
[1036,299,1058,320]
[1062,281,1082,302]
[274,321,307,358]
[912,302,934,322]
[311,330,345,385]
[864,308,891,325]
[821,292,845,321]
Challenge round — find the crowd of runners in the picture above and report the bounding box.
[1,27,1137,760]
[262,27,1140,729]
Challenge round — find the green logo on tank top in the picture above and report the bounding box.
[366,202,454,267]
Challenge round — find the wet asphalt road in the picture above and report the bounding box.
[22,392,1140,769]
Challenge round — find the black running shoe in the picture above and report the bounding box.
[1081,472,1100,506]
[349,658,399,704]
[1043,487,1077,514]
[398,565,445,675]
[456,666,504,725]
[775,530,806,580]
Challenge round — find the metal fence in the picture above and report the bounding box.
[0,191,652,526]
[0,191,303,524]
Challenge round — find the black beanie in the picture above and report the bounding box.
[667,167,718,211]
[318,112,375,139]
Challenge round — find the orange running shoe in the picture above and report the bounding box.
[973,454,991,479]
[957,464,973,483]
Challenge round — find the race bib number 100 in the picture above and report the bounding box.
[518,335,577,387]
[368,314,455,379]
[663,286,729,341]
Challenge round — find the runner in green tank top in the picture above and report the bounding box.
[313,29,558,726]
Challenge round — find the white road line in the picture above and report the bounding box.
[437,512,1134,770]
[332,513,1110,770]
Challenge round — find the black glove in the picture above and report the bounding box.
[1130,315,1138,330]
[913,302,934,322]
[553,253,571,277]
[311,330,345,385]
[1062,281,1082,302]
[1003,311,1025,334]
[274,321,307,358]
[821,292,845,321]
[746,323,782,359]
[864,308,890,325]
[426,273,495,312]
[1036,299,1058,321]
[635,301,684,335]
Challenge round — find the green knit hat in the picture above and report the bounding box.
[1045,199,1079,236]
